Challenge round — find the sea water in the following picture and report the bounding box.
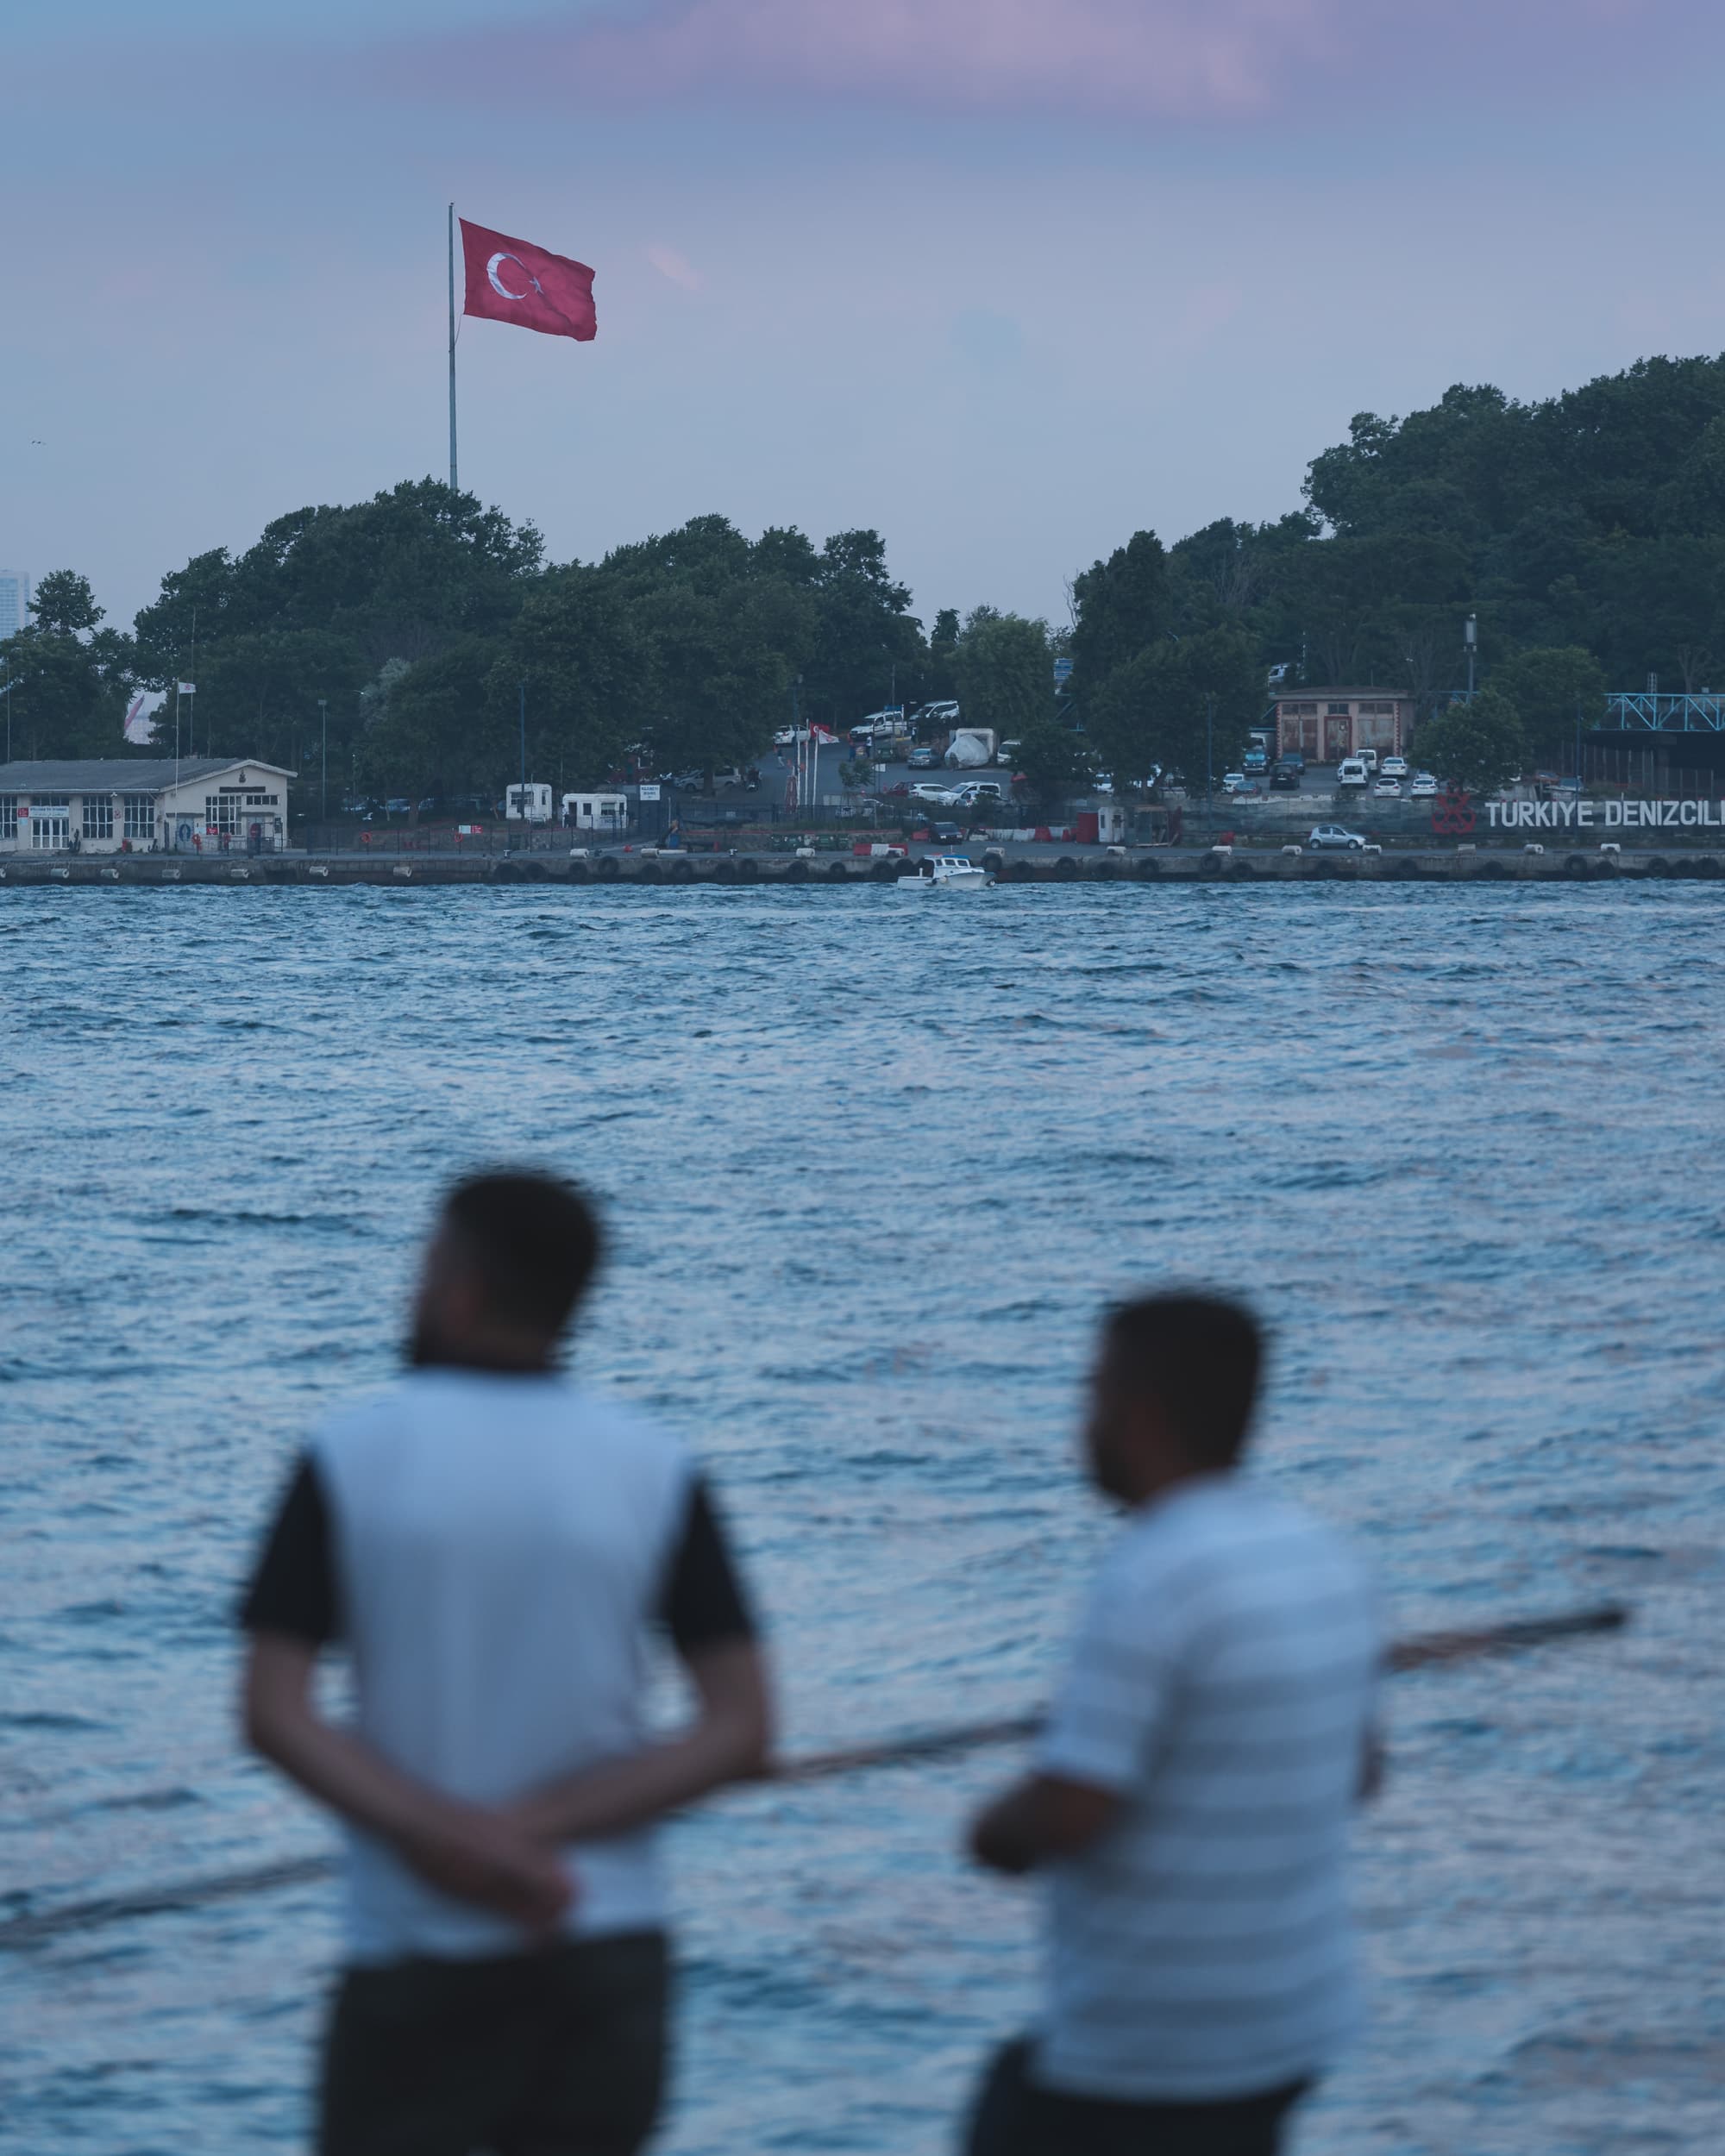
[3,884,1722,2154]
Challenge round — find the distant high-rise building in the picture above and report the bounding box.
[0,573,29,642]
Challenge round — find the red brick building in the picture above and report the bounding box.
[1273,688,1413,764]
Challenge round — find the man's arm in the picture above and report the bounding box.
[505,1636,772,1846]
[508,1474,770,1844]
[969,1771,1122,1876]
[243,1633,573,1931]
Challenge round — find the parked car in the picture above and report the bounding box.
[907,746,939,769]
[1230,780,1265,799]
[385,797,411,816]
[1408,773,1439,798]
[881,781,910,798]
[1381,755,1409,780]
[1336,757,1369,789]
[997,740,1022,768]
[1242,749,1269,774]
[1221,771,1248,794]
[1270,763,1302,792]
[928,820,964,841]
[1308,824,1368,850]
[1372,778,1402,797]
[1277,751,1306,775]
[951,780,1006,807]
[1356,748,1380,774]
[911,782,953,805]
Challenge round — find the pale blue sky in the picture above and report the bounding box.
[7,2,1725,633]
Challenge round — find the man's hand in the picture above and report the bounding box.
[967,1773,1122,1876]
[243,1633,574,1934]
[397,1803,574,1933]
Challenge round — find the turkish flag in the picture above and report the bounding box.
[460,218,597,343]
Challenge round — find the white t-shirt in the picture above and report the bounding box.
[1035,1476,1380,2102]
[241,1369,755,1965]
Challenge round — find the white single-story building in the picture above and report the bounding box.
[561,792,629,833]
[0,758,296,856]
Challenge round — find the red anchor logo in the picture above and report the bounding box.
[1432,784,1475,837]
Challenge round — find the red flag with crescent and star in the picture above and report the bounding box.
[460,218,597,342]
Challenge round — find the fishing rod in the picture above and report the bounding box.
[0,1602,1628,1953]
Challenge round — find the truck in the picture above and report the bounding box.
[944,728,999,769]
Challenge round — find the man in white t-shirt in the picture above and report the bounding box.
[239,1171,771,2156]
[964,1293,1380,2156]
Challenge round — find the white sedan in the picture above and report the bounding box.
[1372,777,1402,797]
[1408,773,1439,798]
[1220,771,1249,793]
[1381,755,1410,780]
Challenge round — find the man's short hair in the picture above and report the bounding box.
[1101,1293,1264,1469]
[442,1170,602,1336]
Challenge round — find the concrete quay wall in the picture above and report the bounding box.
[4,846,1724,889]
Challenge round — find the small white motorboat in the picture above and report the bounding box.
[898,853,994,891]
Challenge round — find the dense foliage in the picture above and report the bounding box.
[13,353,1725,793]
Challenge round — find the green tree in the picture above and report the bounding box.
[1414,687,1526,797]
[3,571,135,759]
[1493,646,1607,763]
[952,611,1053,738]
[1070,531,1170,699]
[1086,625,1262,790]
[1011,715,1094,816]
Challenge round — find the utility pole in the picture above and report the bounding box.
[1465,612,1477,700]
[1206,692,1215,807]
[318,698,328,824]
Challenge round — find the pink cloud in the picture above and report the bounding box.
[383,0,1721,123]
[647,242,705,290]
[558,0,1331,119]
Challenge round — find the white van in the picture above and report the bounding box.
[1337,757,1369,789]
[1356,747,1380,774]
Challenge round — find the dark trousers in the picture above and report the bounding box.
[319,1930,668,2156]
[965,2038,1310,2156]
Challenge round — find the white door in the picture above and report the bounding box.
[30,808,71,849]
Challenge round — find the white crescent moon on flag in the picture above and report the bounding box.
[487,252,542,301]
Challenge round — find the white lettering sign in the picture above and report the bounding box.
[1485,799,1724,831]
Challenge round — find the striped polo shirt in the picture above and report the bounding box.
[1034,1476,1379,2102]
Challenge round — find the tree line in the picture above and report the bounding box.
[10,351,1725,801]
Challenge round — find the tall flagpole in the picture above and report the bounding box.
[448,204,458,494]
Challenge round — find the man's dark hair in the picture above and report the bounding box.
[1101,1292,1264,1469]
[442,1170,603,1336]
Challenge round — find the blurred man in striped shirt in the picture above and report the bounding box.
[964,1294,1380,2156]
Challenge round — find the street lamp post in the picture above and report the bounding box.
[518,680,528,790]
[1205,692,1215,812]
[1465,613,1477,700]
[317,699,328,824]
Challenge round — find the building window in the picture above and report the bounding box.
[1358,700,1395,715]
[122,794,155,840]
[205,793,242,834]
[0,797,15,841]
[1283,701,1318,715]
[1327,703,1352,716]
[83,796,114,840]
[243,792,279,809]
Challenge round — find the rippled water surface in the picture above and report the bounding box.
[4,884,1724,2154]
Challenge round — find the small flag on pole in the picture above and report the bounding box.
[179,681,197,695]
[122,693,154,745]
[461,219,597,343]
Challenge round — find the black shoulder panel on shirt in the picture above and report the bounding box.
[237,1454,342,1646]
[659,1477,756,1657]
